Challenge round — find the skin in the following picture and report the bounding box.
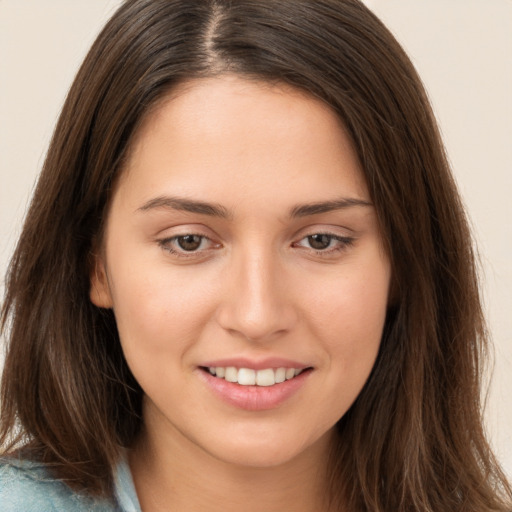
[90,75,391,512]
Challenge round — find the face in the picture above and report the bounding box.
[91,75,391,469]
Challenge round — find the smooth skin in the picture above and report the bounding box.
[90,75,391,512]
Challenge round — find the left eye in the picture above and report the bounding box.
[295,233,352,252]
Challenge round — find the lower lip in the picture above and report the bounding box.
[198,368,312,411]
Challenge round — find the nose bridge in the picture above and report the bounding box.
[217,240,295,341]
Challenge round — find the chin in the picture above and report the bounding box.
[201,425,334,470]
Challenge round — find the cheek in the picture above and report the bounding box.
[106,258,218,361]
[307,259,389,343]
[303,256,390,400]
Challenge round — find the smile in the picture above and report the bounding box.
[205,366,304,387]
[199,365,313,411]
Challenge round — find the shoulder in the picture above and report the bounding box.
[0,457,117,512]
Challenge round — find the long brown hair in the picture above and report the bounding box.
[1,0,510,510]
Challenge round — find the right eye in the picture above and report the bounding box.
[158,234,219,258]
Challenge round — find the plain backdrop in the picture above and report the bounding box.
[1,0,511,477]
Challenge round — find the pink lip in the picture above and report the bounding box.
[197,366,312,411]
[201,357,310,371]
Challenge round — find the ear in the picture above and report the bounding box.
[89,253,113,309]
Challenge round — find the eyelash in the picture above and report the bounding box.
[157,232,354,259]
[158,234,217,259]
[293,233,355,256]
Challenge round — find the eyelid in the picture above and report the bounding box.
[295,233,354,247]
[292,228,356,257]
[157,232,222,259]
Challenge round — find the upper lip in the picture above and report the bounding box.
[200,357,311,371]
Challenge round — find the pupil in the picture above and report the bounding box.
[178,235,202,251]
[308,234,331,250]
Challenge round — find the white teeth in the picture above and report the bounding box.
[238,368,256,385]
[275,367,286,383]
[256,368,275,386]
[225,366,238,383]
[206,366,305,386]
[285,368,295,380]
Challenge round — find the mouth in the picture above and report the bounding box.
[200,366,311,387]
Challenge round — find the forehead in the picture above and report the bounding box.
[136,75,344,139]
[116,74,368,209]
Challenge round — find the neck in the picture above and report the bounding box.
[129,422,334,512]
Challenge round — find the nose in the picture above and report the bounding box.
[215,246,298,342]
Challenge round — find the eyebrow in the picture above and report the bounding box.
[289,197,372,217]
[137,195,372,219]
[137,196,231,218]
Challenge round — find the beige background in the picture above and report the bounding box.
[1,1,511,477]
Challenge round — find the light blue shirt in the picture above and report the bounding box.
[0,452,142,511]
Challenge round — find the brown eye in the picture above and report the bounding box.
[177,235,203,251]
[307,234,333,250]
[158,233,221,259]
[293,232,354,256]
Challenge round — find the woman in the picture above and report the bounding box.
[1,0,510,511]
